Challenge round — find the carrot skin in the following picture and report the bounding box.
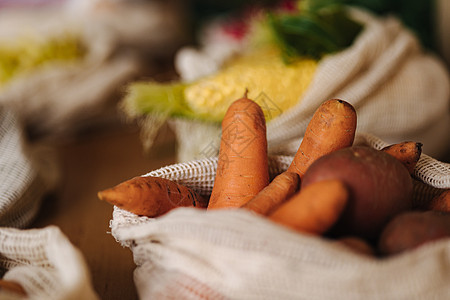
[381,141,422,175]
[269,179,349,235]
[242,171,300,215]
[288,99,356,178]
[98,176,208,217]
[208,96,269,209]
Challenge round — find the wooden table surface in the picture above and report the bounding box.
[31,122,177,300]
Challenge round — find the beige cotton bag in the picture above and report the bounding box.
[0,226,98,300]
[0,0,186,139]
[0,107,58,228]
[0,107,97,299]
[172,8,450,162]
[110,132,450,300]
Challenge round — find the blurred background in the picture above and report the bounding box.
[0,0,448,144]
[0,1,449,299]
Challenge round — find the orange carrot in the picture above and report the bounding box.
[98,176,208,217]
[0,279,27,297]
[208,94,269,209]
[381,141,422,175]
[242,171,300,215]
[269,179,349,235]
[426,189,450,212]
[288,99,357,178]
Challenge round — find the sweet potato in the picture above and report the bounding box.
[378,210,450,256]
[269,179,349,235]
[208,94,269,209]
[301,146,413,240]
[98,176,208,217]
[381,141,422,175]
[242,171,300,215]
[426,189,450,212]
[288,99,357,178]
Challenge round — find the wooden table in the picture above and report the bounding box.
[31,122,177,300]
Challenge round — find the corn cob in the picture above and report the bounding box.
[123,46,317,123]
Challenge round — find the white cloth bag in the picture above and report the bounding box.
[110,133,450,300]
[173,8,450,162]
[0,107,58,228]
[0,226,98,300]
[0,0,186,139]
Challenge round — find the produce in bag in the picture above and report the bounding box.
[121,0,450,162]
[98,176,208,217]
[108,96,450,298]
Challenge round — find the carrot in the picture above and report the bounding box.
[0,279,27,297]
[287,99,357,178]
[426,189,450,212]
[98,176,208,217]
[208,93,269,209]
[241,171,300,215]
[269,179,349,235]
[381,141,422,175]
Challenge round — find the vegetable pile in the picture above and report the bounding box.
[99,95,450,257]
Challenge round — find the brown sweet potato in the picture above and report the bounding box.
[426,189,450,212]
[378,210,450,256]
[301,146,413,241]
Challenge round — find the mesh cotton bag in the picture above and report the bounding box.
[0,108,96,299]
[0,0,185,139]
[0,107,58,228]
[171,8,450,162]
[110,132,450,299]
[0,226,98,300]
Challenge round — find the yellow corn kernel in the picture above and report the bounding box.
[184,46,318,121]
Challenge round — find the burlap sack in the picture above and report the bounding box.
[172,8,450,162]
[0,107,58,228]
[110,132,450,300]
[0,226,98,300]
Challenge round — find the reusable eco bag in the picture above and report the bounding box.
[0,107,58,228]
[110,132,450,300]
[171,8,450,162]
[0,226,98,300]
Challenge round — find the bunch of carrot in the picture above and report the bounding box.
[99,93,447,250]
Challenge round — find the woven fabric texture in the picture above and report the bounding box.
[112,208,450,300]
[0,108,58,228]
[110,132,450,300]
[0,226,98,300]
